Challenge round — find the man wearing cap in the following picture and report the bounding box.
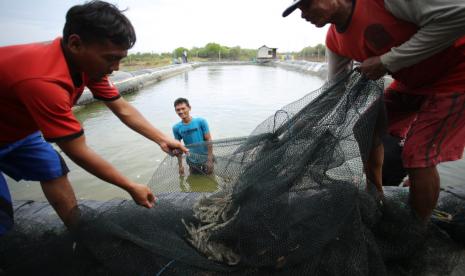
[282,0,465,222]
[0,1,188,235]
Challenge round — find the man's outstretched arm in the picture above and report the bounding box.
[57,135,155,208]
[104,98,188,154]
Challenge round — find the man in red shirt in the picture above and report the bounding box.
[0,0,187,235]
[283,0,465,222]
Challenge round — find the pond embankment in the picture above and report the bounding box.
[75,60,328,107]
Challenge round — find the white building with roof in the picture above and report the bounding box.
[257,45,277,62]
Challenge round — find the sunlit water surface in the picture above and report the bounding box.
[9,65,327,200]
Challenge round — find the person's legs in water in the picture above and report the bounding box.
[187,154,212,175]
[188,162,208,175]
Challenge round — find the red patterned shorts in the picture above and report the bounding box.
[385,89,465,168]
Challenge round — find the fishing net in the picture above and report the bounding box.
[1,70,464,275]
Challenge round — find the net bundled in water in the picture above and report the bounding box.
[1,70,464,275]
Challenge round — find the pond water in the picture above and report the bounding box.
[8,65,325,200]
[8,65,465,201]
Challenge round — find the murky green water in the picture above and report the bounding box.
[8,65,325,200]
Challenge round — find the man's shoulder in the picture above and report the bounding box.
[1,38,70,88]
[192,117,208,124]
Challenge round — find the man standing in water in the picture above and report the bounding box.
[172,98,214,176]
[0,0,187,236]
[283,0,465,222]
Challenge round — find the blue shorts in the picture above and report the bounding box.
[0,131,69,182]
[0,131,69,236]
[0,175,13,236]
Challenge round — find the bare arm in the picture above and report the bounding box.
[381,0,465,72]
[105,98,188,154]
[56,135,155,208]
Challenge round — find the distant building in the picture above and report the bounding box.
[257,45,277,62]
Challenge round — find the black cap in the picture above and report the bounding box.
[282,0,304,17]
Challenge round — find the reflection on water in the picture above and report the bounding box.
[9,65,324,201]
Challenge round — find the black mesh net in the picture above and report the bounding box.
[1,70,464,275]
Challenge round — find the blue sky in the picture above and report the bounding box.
[0,0,328,53]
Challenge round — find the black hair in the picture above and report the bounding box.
[63,0,136,49]
[174,98,190,108]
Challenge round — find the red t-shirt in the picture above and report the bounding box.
[326,0,465,95]
[0,38,120,143]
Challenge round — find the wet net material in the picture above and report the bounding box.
[1,70,465,275]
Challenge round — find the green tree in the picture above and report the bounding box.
[190,47,201,59]
[205,43,222,58]
[173,47,188,58]
[297,44,325,60]
[220,46,230,59]
[229,46,241,60]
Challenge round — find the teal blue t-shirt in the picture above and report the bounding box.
[172,117,210,164]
